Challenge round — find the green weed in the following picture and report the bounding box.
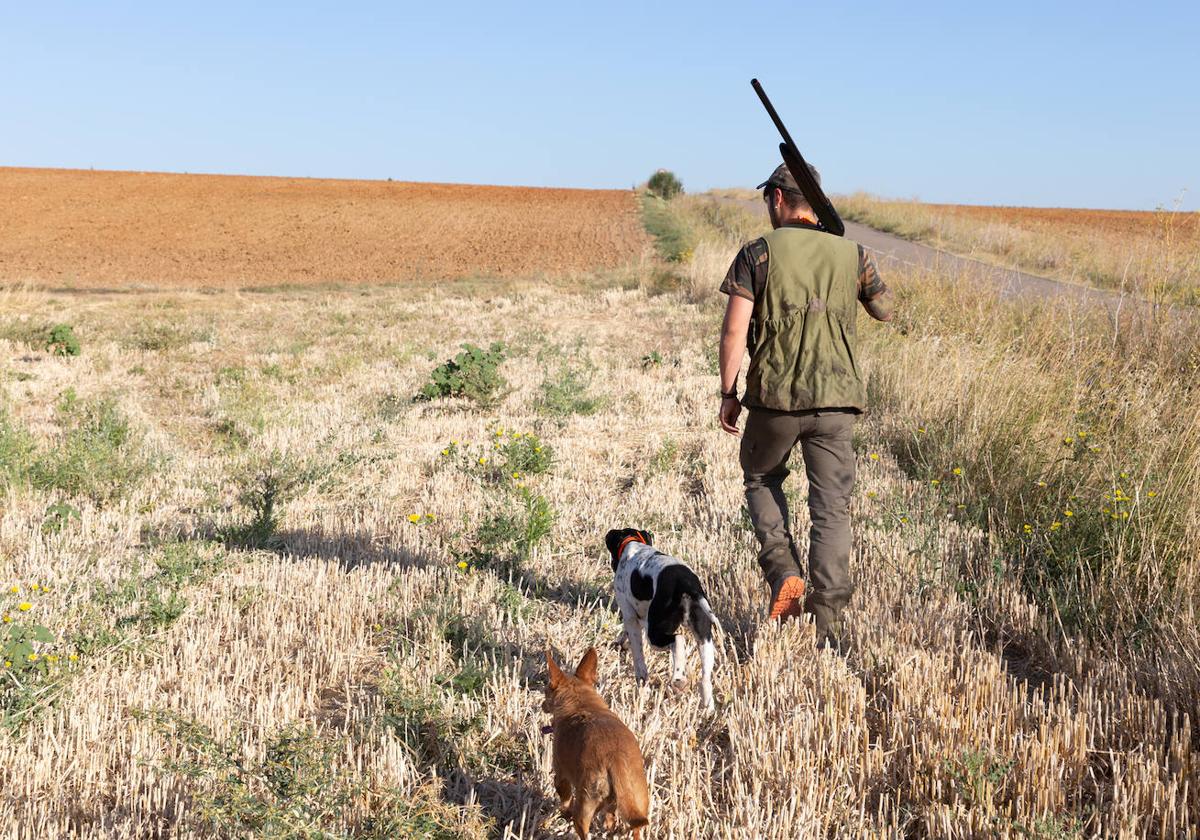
[27,390,149,504]
[418,342,507,405]
[46,324,81,356]
[536,362,603,417]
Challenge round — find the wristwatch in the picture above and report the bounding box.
[720,389,738,400]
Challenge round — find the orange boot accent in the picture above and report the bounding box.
[768,576,807,621]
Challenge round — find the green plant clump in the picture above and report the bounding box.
[418,342,507,405]
[640,194,697,262]
[647,169,683,200]
[46,324,81,357]
[28,390,149,504]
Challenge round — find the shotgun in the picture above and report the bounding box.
[751,78,845,237]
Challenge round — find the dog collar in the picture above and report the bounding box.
[616,534,647,559]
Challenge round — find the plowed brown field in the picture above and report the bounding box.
[0,167,649,289]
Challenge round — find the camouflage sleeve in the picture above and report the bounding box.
[857,245,888,301]
[719,238,768,301]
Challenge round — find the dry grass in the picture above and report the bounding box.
[838,193,1200,304]
[0,263,1195,837]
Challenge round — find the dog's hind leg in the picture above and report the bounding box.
[554,776,572,815]
[670,632,688,685]
[571,795,600,839]
[699,636,716,711]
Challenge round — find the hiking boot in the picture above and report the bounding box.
[810,603,846,652]
[767,574,806,621]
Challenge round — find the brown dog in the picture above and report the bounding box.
[543,647,650,839]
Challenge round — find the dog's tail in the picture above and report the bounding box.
[609,764,650,830]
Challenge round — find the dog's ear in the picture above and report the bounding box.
[546,649,565,690]
[575,646,598,686]
[604,529,624,559]
[639,529,654,545]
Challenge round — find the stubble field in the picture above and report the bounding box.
[0,176,1197,838]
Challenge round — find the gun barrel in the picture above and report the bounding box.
[750,78,845,237]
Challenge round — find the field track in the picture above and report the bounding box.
[0,167,649,289]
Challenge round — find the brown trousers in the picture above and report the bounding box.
[739,407,857,619]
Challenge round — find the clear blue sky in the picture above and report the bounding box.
[3,2,1198,210]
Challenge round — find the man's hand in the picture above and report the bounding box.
[719,396,742,435]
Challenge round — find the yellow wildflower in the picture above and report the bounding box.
[1121,511,1130,519]
[29,584,39,592]
[1036,480,1047,488]
[1,615,9,623]
[478,457,488,465]
[1078,431,1088,439]
[917,427,926,434]
[1063,437,1074,445]
[866,491,877,499]
[17,602,31,612]
[1148,491,1157,498]
[952,467,962,476]
[512,471,521,480]
[7,586,17,595]
[930,479,940,487]
[899,516,908,524]
[68,654,79,662]
[441,449,450,456]
[46,654,58,664]
[1050,521,1062,531]
[1064,510,1074,517]
[534,447,542,453]
[27,653,38,662]
[956,504,967,510]
[456,560,469,571]
[407,514,422,524]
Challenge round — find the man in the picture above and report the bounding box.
[717,162,894,647]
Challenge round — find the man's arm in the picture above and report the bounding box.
[857,246,894,322]
[718,294,753,435]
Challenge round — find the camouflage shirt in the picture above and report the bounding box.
[719,221,887,303]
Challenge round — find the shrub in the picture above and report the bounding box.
[223,453,308,550]
[46,324,80,357]
[474,487,555,574]
[1,584,73,729]
[28,390,149,504]
[418,342,506,405]
[647,169,683,200]
[41,501,81,534]
[536,363,603,417]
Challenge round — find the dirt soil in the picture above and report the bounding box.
[0,167,650,289]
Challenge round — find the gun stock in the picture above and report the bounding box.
[751,78,845,237]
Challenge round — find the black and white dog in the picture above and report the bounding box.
[605,528,719,710]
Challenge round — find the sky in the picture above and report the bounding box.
[3,2,1198,210]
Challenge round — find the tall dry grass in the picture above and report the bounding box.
[0,213,1197,838]
[838,192,1200,305]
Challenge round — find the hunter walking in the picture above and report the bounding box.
[718,162,895,648]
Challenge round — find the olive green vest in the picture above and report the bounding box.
[743,227,866,412]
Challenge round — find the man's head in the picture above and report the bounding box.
[757,162,820,229]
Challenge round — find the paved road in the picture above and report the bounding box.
[722,196,1136,308]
